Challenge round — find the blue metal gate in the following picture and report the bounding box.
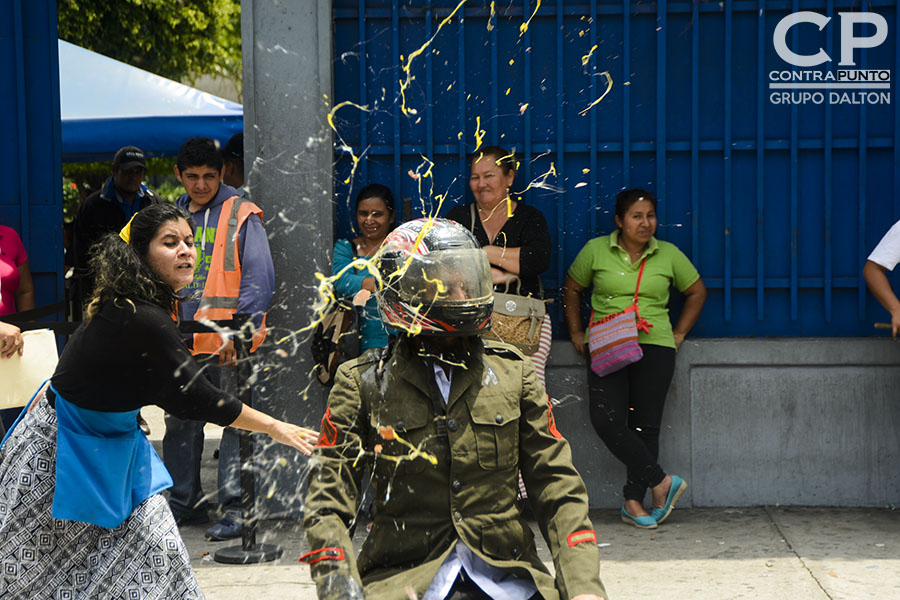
[0,0,64,312]
[332,0,898,337]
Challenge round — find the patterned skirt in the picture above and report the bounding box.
[0,396,205,599]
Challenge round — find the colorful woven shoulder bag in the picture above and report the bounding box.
[587,258,653,377]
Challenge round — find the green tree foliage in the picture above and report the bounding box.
[57,0,241,85]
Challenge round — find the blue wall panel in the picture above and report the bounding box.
[0,0,63,314]
[333,0,898,337]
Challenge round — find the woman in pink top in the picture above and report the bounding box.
[0,224,34,316]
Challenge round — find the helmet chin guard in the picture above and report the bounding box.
[376,218,493,337]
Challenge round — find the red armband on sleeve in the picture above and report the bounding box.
[567,529,597,547]
[547,395,562,440]
[299,547,346,565]
[317,408,338,447]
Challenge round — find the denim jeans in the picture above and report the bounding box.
[162,360,241,518]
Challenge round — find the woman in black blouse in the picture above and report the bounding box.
[446,146,553,385]
[0,204,317,599]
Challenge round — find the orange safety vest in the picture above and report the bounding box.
[192,195,267,355]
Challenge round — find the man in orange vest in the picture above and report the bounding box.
[162,137,274,541]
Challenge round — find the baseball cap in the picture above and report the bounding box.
[113,146,147,170]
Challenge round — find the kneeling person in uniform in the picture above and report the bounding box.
[302,218,607,600]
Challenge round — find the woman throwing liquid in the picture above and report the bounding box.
[0,204,317,599]
[562,189,706,529]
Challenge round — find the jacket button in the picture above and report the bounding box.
[453,511,462,522]
[495,414,504,424]
[447,419,459,432]
[451,479,462,493]
[396,420,406,431]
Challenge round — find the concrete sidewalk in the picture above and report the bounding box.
[143,408,900,600]
[179,506,899,600]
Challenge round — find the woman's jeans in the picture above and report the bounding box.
[162,361,241,518]
[587,344,676,502]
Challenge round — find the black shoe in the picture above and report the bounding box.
[173,510,210,527]
[205,511,242,541]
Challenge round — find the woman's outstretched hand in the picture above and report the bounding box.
[268,421,319,455]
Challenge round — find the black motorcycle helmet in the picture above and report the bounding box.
[376,218,493,336]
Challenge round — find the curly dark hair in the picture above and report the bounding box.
[85,204,195,320]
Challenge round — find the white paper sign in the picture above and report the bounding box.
[0,329,59,409]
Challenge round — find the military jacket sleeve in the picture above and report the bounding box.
[302,357,372,594]
[502,346,607,599]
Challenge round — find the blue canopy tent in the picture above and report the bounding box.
[59,40,243,162]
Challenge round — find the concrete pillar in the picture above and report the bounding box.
[241,0,333,518]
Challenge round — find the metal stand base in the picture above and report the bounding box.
[213,543,284,564]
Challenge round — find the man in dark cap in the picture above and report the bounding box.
[71,145,162,313]
[221,133,245,193]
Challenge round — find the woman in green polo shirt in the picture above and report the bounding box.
[562,188,706,529]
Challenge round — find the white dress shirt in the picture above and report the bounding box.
[422,362,538,600]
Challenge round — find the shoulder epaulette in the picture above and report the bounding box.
[348,351,379,370]
[483,340,526,360]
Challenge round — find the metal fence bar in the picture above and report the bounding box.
[490,5,499,147]
[789,0,799,321]
[392,0,401,200]
[691,0,700,271]
[723,1,733,320]
[622,0,631,189]
[351,136,887,157]
[556,0,566,292]
[335,2,895,19]
[13,0,29,247]
[858,46,869,319]
[359,0,369,183]
[590,0,599,238]
[756,1,765,320]
[458,8,466,203]
[656,0,668,228]
[523,0,533,193]
[426,4,434,214]
[824,0,834,321]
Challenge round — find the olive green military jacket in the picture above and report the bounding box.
[302,337,606,600]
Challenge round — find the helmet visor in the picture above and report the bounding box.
[396,249,493,306]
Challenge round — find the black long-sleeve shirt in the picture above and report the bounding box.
[52,298,243,425]
[445,202,552,298]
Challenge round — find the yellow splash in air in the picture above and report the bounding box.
[520,0,541,35]
[326,100,370,184]
[473,116,486,152]
[400,0,469,116]
[582,44,599,67]
[578,71,614,116]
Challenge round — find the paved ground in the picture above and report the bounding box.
[143,407,900,600]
